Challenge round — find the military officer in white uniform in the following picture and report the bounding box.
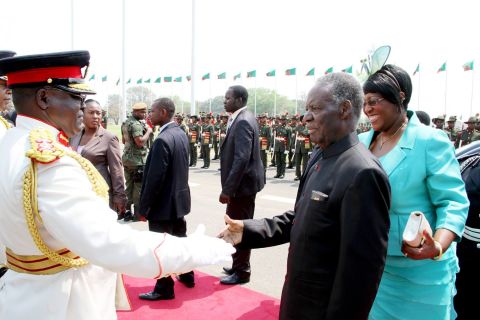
[0,51,234,320]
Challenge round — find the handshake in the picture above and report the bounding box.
[156,220,243,277]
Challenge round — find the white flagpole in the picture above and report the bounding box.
[470,68,475,116]
[120,0,126,123]
[254,76,257,116]
[70,0,75,50]
[274,76,277,116]
[417,68,421,109]
[190,0,196,115]
[295,72,298,115]
[444,66,448,116]
[209,78,212,113]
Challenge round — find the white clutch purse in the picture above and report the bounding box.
[402,211,432,247]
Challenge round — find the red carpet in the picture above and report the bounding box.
[117,271,280,320]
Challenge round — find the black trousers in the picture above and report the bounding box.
[454,240,480,319]
[148,218,194,294]
[226,195,256,277]
[189,143,197,165]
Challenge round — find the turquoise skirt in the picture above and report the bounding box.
[369,254,458,320]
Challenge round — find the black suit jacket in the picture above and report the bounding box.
[241,133,391,320]
[220,108,264,197]
[140,123,191,221]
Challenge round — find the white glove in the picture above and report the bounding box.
[284,151,289,155]
[308,152,312,155]
[270,148,274,152]
[155,224,235,277]
[209,144,212,148]
[291,149,295,153]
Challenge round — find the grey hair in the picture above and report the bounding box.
[316,72,364,121]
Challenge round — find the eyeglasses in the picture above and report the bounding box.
[46,87,86,106]
[363,97,385,108]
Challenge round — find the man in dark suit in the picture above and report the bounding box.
[138,97,194,300]
[219,73,391,319]
[219,85,265,285]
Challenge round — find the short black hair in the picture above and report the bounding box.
[363,64,412,111]
[153,97,175,118]
[415,111,431,126]
[228,85,248,106]
[85,99,100,106]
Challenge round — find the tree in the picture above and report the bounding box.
[126,86,156,111]
[106,94,122,124]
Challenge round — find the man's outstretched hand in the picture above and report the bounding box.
[218,214,244,245]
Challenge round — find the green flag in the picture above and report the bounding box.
[154,77,161,83]
[186,75,191,81]
[164,76,172,82]
[144,78,151,83]
[234,73,241,80]
[137,78,142,84]
[202,73,210,80]
[413,64,420,76]
[306,68,315,76]
[116,78,120,86]
[89,74,95,81]
[437,62,447,73]
[285,68,296,76]
[463,61,474,71]
[342,66,353,73]
[266,70,275,77]
[174,76,182,82]
[101,75,107,82]
[217,72,226,79]
[126,78,131,84]
[247,70,256,78]
[324,67,333,75]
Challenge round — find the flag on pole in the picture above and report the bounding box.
[126,78,131,84]
[234,73,241,80]
[306,68,315,76]
[285,68,296,76]
[116,78,120,86]
[463,61,474,71]
[144,78,151,83]
[324,67,333,75]
[202,73,210,80]
[137,78,142,84]
[413,64,420,76]
[217,72,226,79]
[247,70,256,78]
[101,75,108,82]
[266,70,276,77]
[342,66,353,73]
[437,62,447,73]
[154,77,161,83]
[174,77,182,82]
[186,75,191,81]
[164,76,172,82]
[89,74,95,81]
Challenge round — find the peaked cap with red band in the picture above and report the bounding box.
[0,50,16,81]
[0,50,96,95]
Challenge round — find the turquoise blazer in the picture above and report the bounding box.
[359,111,469,264]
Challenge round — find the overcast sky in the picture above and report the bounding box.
[4,0,480,119]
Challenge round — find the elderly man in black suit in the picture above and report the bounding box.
[219,73,391,319]
[138,97,194,300]
[219,85,265,285]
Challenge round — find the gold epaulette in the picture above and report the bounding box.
[25,128,65,164]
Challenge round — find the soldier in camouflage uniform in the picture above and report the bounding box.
[456,116,480,148]
[272,115,291,179]
[293,115,312,181]
[200,115,214,168]
[212,115,221,160]
[258,113,272,181]
[218,114,228,158]
[175,113,188,134]
[121,102,153,221]
[444,116,458,144]
[432,115,445,130]
[269,115,279,167]
[188,115,201,166]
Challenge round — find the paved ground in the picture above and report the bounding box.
[126,158,300,299]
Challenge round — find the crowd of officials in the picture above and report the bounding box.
[1,49,480,320]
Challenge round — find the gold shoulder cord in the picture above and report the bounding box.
[22,128,109,269]
[0,115,12,129]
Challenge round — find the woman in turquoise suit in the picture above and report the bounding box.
[359,64,469,320]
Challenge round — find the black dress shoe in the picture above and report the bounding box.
[222,266,234,275]
[176,275,195,288]
[273,174,279,178]
[117,212,125,220]
[278,175,285,179]
[294,176,300,181]
[123,211,133,222]
[220,273,250,285]
[139,291,175,300]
